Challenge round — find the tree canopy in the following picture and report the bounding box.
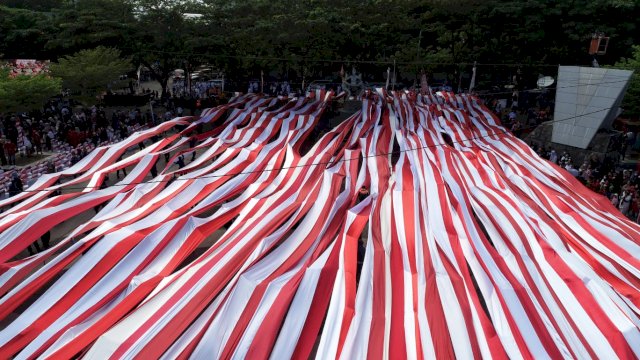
[49,46,132,104]
[126,0,202,98]
[0,68,62,113]
[0,6,57,60]
[612,45,640,116]
[45,0,137,56]
[1,0,639,99]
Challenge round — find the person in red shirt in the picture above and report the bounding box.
[4,140,16,165]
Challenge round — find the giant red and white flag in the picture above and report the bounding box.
[0,91,638,359]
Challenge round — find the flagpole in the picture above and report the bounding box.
[469,61,477,93]
[385,67,390,90]
[392,59,396,91]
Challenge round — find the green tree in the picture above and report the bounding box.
[3,0,640,94]
[612,45,640,117]
[127,0,204,98]
[1,0,63,11]
[0,68,62,113]
[0,6,57,59]
[407,0,640,89]
[49,46,131,104]
[45,0,137,56]
[200,0,421,84]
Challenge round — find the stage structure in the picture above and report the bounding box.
[552,65,633,149]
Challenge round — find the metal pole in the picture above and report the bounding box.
[385,67,390,90]
[416,30,422,63]
[392,59,396,91]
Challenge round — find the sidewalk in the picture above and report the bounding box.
[1,152,57,170]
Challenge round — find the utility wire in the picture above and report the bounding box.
[424,78,631,97]
[17,105,614,193]
[126,47,562,67]
[185,77,630,98]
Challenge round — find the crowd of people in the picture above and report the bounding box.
[247,80,296,97]
[483,84,640,224]
[0,98,152,197]
[488,89,554,136]
[530,131,640,223]
[171,79,223,99]
[0,99,153,158]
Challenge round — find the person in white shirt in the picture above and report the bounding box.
[619,190,633,216]
[565,164,580,177]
